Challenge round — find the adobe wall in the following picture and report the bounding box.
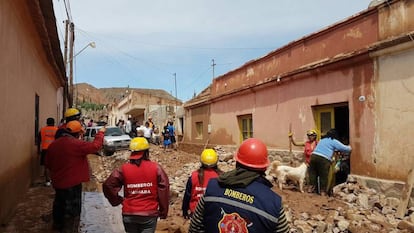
[0,1,60,224]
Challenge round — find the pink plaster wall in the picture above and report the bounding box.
[0,0,62,223]
[212,10,378,98]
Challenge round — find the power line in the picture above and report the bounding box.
[62,0,72,21]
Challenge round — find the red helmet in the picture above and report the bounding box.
[234,138,269,170]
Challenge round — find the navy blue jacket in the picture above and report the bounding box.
[202,177,283,232]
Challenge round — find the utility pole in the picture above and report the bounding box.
[211,59,216,79]
[62,20,69,117]
[173,73,177,114]
[69,22,75,107]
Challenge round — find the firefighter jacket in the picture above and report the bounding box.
[40,126,58,150]
[45,131,104,189]
[103,160,170,218]
[190,176,288,233]
[182,168,219,214]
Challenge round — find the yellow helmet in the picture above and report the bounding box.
[129,137,149,152]
[64,108,81,121]
[200,149,218,167]
[307,129,318,136]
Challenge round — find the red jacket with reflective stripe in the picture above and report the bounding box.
[103,160,170,218]
[189,169,219,212]
[40,126,58,150]
[122,162,159,215]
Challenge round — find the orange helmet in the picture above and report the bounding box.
[66,120,84,133]
[234,138,269,170]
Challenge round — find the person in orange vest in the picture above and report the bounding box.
[182,149,222,219]
[38,117,58,186]
[103,137,170,233]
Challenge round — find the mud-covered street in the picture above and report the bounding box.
[1,144,413,232]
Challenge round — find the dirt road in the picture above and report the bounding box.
[1,144,410,232]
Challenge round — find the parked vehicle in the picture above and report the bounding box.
[84,126,131,156]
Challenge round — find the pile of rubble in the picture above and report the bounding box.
[168,146,414,232]
[90,146,414,232]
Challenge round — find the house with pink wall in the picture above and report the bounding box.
[0,0,66,224]
[184,0,414,198]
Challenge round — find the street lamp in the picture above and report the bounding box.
[70,41,96,107]
[74,42,96,59]
[68,42,96,64]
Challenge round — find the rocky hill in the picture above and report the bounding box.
[75,83,180,105]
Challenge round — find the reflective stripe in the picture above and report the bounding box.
[204,196,278,223]
[41,126,58,149]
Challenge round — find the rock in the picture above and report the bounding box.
[366,213,393,229]
[300,212,310,220]
[397,220,414,231]
[294,220,313,233]
[314,221,327,233]
[337,220,349,231]
[357,193,369,209]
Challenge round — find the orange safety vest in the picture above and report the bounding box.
[40,126,58,150]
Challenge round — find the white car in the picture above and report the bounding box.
[84,126,131,156]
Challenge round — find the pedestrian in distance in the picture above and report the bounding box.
[45,120,106,232]
[308,128,352,196]
[152,127,161,145]
[167,120,177,150]
[147,116,154,130]
[103,137,170,233]
[162,125,171,151]
[182,149,222,219]
[125,116,133,137]
[87,119,94,127]
[289,129,319,165]
[189,138,290,233]
[37,117,58,186]
[142,121,153,143]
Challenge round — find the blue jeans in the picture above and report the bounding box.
[123,215,158,233]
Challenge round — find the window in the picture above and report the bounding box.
[238,114,253,141]
[195,121,203,139]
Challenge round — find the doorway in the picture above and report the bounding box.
[313,102,349,144]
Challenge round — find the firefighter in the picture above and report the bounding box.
[55,108,82,139]
[189,138,290,233]
[103,137,170,233]
[182,149,222,219]
[45,120,106,232]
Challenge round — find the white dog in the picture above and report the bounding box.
[266,161,308,193]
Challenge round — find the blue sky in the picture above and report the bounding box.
[53,0,372,102]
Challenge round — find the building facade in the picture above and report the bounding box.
[184,0,414,189]
[108,89,182,133]
[0,0,66,223]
